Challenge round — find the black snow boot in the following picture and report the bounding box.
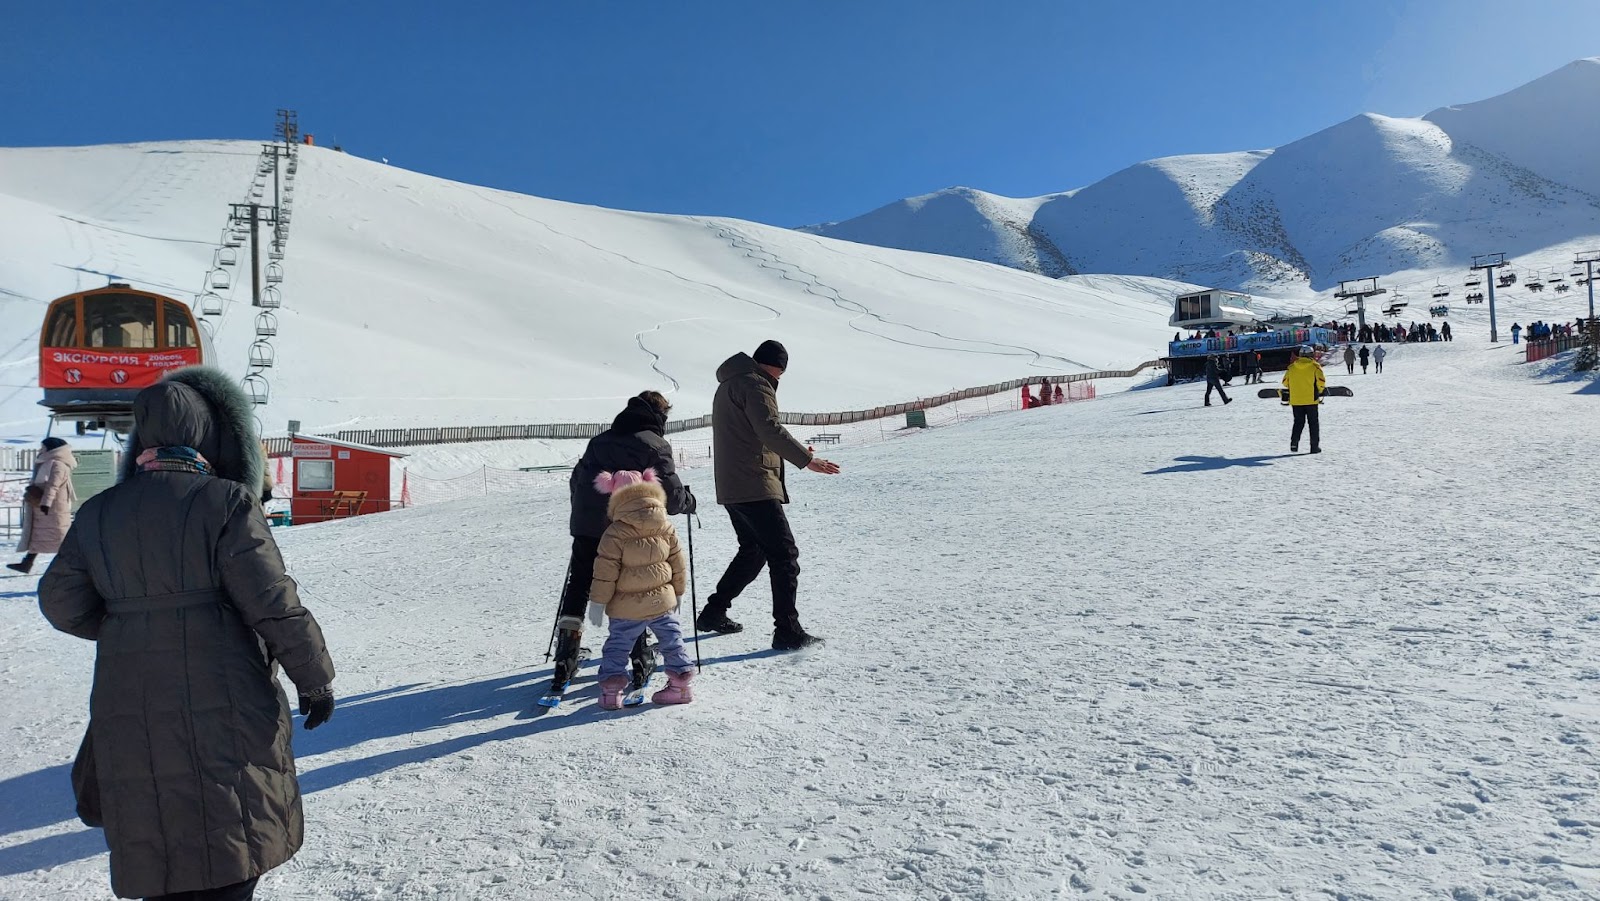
[549,618,585,691]
[695,610,744,634]
[6,553,36,574]
[773,625,824,651]
[629,635,659,689]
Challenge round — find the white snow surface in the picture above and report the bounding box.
[807,59,1600,293]
[3,341,1598,899]
[0,141,1183,438]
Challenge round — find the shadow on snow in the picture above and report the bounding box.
[0,632,756,878]
[1143,454,1298,475]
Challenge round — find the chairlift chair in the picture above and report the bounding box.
[1465,275,1481,288]
[264,262,284,284]
[1556,283,1571,293]
[224,233,244,249]
[196,291,224,316]
[255,311,278,337]
[214,247,238,268]
[242,374,270,405]
[1431,287,1449,299]
[261,285,282,309]
[268,248,284,261]
[209,269,231,290]
[249,341,275,369]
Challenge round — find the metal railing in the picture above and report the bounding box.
[263,360,1165,455]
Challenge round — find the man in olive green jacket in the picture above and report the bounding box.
[701,340,839,650]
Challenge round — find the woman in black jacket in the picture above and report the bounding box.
[39,367,335,901]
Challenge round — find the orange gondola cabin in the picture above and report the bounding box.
[39,284,212,432]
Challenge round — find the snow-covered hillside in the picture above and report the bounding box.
[3,341,1597,899]
[806,59,1600,294]
[0,142,1190,438]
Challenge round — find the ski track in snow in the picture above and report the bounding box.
[708,221,1098,371]
[2,344,1599,900]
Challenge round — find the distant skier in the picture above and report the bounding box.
[701,340,839,650]
[588,469,695,709]
[1203,355,1231,406]
[1342,344,1356,374]
[547,391,696,701]
[1243,351,1262,384]
[1373,344,1386,373]
[1282,345,1326,454]
[1441,322,1452,342]
[1358,344,1371,374]
[1037,379,1052,405]
[1510,322,1522,344]
[1053,384,1064,404]
[7,437,76,574]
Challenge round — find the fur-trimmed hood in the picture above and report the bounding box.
[605,480,669,529]
[120,366,265,498]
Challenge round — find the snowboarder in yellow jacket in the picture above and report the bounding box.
[1282,346,1326,454]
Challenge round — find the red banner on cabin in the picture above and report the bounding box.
[41,349,201,390]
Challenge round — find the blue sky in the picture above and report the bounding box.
[3,1,1596,226]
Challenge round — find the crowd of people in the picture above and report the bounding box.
[1512,319,1591,343]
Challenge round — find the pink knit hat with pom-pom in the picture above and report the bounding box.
[594,468,658,495]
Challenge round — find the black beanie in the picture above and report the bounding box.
[753,339,789,371]
[41,437,68,451]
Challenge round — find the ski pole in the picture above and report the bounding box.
[543,559,572,662]
[687,512,702,672]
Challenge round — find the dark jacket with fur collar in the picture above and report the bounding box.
[39,366,332,898]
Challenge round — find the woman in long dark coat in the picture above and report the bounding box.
[39,366,336,901]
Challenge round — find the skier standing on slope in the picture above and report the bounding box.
[1343,344,1356,374]
[39,367,335,901]
[699,340,840,650]
[1358,344,1371,374]
[1283,346,1326,455]
[588,468,696,709]
[547,391,696,700]
[1203,354,1231,406]
[1374,344,1386,373]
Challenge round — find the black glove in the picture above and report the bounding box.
[39,506,49,516]
[298,685,335,730]
[682,486,697,516]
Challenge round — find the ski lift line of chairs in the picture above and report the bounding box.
[260,285,282,309]
[264,262,284,284]
[242,374,270,406]
[255,311,278,337]
[248,341,275,369]
[195,291,224,316]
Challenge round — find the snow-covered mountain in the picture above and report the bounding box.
[0,142,1194,438]
[803,59,1600,293]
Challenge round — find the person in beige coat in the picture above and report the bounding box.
[588,468,695,709]
[8,437,77,574]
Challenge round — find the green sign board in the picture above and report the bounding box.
[905,410,928,429]
[72,450,119,512]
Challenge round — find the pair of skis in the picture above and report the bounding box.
[536,640,658,709]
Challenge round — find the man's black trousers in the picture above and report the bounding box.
[1291,403,1320,451]
[707,500,801,630]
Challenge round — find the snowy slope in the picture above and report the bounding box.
[3,341,1598,899]
[0,142,1184,438]
[806,59,1600,294]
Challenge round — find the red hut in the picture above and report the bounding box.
[289,435,406,525]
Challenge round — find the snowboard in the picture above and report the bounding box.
[1258,386,1353,401]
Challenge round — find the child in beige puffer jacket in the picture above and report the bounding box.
[589,468,695,708]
